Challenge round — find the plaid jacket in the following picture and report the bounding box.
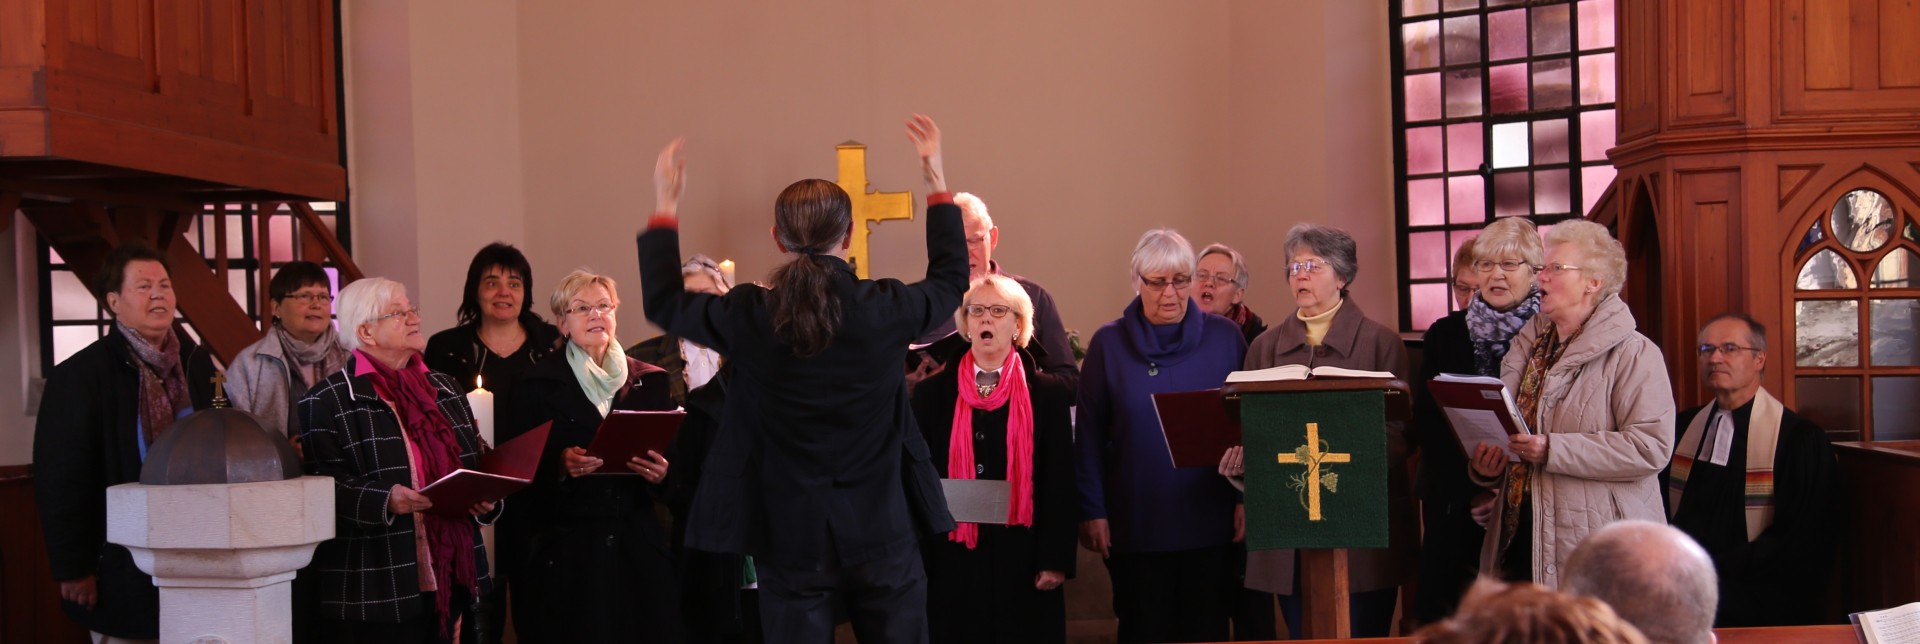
[297,356,496,623]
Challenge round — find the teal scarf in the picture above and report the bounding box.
[566,341,628,417]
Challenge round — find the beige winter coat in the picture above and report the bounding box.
[1474,295,1675,589]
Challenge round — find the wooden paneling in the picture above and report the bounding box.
[1834,441,1920,614]
[156,0,246,112]
[1779,0,1920,119]
[1618,0,1662,141]
[248,0,331,132]
[1672,0,1739,124]
[0,466,92,644]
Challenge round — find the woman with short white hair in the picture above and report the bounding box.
[911,275,1077,642]
[504,269,683,642]
[1076,228,1247,643]
[299,277,498,642]
[1469,220,1675,590]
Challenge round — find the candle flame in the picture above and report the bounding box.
[476,375,483,389]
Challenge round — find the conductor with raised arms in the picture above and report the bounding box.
[636,115,968,644]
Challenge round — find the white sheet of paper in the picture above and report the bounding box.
[942,479,1010,525]
[1444,408,1518,461]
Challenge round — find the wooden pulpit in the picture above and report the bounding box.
[1223,377,1411,640]
[1833,441,1920,617]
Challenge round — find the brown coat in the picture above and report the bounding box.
[1473,295,1676,589]
[1242,298,1417,595]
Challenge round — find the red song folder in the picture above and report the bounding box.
[1153,389,1242,469]
[1426,374,1531,460]
[419,421,552,515]
[583,410,686,473]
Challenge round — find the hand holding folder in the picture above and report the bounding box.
[582,410,685,475]
[418,421,552,515]
[1426,374,1531,460]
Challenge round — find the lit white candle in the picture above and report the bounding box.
[718,259,736,287]
[467,376,495,446]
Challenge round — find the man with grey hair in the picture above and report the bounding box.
[1661,313,1838,627]
[1563,520,1719,644]
[910,192,1079,391]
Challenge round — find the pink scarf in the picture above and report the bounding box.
[356,350,475,638]
[948,350,1036,548]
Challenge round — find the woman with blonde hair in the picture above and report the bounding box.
[503,269,683,642]
[1469,220,1676,589]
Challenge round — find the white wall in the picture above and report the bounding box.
[513,0,1397,340]
[0,214,45,465]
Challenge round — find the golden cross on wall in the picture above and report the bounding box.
[1276,422,1351,521]
[834,141,914,279]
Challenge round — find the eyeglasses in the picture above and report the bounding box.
[1472,259,1538,274]
[1539,263,1585,278]
[373,307,420,323]
[1192,271,1236,288]
[1288,260,1328,277]
[284,292,335,304]
[964,233,992,248]
[1698,343,1762,358]
[563,301,617,318]
[965,304,1013,319]
[1138,274,1194,291]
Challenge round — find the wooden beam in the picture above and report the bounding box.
[1299,549,1352,639]
[0,190,19,232]
[291,201,363,284]
[0,177,202,214]
[161,230,262,364]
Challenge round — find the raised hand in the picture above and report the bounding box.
[904,114,946,194]
[654,137,687,215]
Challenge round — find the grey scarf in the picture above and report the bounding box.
[1463,290,1541,375]
[273,322,349,390]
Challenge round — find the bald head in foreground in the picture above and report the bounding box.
[1563,520,1719,644]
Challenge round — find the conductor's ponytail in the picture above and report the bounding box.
[767,179,852,357]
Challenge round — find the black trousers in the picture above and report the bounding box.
[1412,497,1486,623]
[1104,544,1233,644]
[758,546,927,644]
[318,591,468,644]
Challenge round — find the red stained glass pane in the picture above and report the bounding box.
[1405,21,1441,69]
[1578,0,1615,50]
[1531,4,1572,55]
[1450,175,1487,223]
[1406,73,1443,122]
[1533,59,1573,109]
[1451,230,1484,273]
[1446,122,1483,172]
[1412,282,1451,332]
[1412,231,1450,279]
[1445,0,1479,10]
[1410,179,1447,227]
[1535,169,1572,214]
[1493,171,1531,218]
[1444,16,1482,65]
[1404,0,1440,16]
[1533,118,1570,164]
[1490,63,1528,113]
[1445,69,1485,117]
[1581,109,1616,161]
[1582,165,1617,215]
[1407,126,1444,175]
[1489,10,1528,61]
[1579,53,1616,104]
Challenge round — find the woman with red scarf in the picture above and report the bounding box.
[909,275,1077,643]
[298,277,500,643]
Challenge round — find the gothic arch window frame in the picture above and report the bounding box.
[1783,167,1920,442]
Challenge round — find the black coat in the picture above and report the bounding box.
[636,198,968,568]
[910,345,1077,643]
[1411,310,1480,503]
[33,329,219,638]
[296,355,498,625]
[503,349,686,643]
[662,370,763,642]
[423,316,564,411]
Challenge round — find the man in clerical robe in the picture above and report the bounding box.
[1661,313,1840,627]
[909,193,1079,391]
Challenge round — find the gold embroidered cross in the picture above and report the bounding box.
[1276,422,1350,521]
[834,141,914,279]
